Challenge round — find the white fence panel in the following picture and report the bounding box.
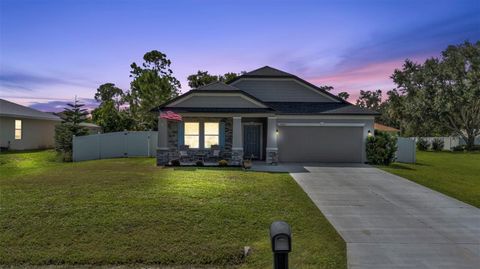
[396,137,416,163]
[73,131,157,162]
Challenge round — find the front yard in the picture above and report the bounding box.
[0,150,346,268]
[380,151,480,207]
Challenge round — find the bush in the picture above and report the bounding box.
[195,160,204,166]
[452,145,480,151]
[431,138,444,151]
[366,131,397,165]
[170,159,180,166]
[218,160,228,167]
[417,138,430,151]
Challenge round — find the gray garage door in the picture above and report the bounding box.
[277,126,363,163]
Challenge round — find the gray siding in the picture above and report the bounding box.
[232,79,337,102]
[168,95,262,108]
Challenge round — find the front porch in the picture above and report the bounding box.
[156,115,279,166]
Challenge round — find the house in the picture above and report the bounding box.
[154,66,379,165]
[0,99,100,151]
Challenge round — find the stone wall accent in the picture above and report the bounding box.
[156,149,169,166]
[231,149,244,166]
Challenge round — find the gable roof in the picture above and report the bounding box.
[195,81,239,91]
[153,89,271,111]
[0,99,61,121]
[243,66,295,77]
[228,66,347,103]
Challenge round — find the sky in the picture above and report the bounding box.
[0,0,479,112]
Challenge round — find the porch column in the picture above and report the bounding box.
[231,116,243,165]
[266,117,278,164]
[156,117,169,166]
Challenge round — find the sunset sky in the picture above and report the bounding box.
[1,0,479,111]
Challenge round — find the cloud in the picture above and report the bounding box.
[0,69,97,91]
[29,98,99,112]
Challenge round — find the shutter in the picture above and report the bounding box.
[178,122,184,147]
[219,121,225,149]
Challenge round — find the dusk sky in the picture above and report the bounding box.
[1,0,479,112]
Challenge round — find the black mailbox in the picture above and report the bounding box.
[270,221,291,269]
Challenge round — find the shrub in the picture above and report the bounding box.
[218,160,228,167]
[452,145,480,152]
[416,138,430,151]
[431,138,444,151]
[170,159,180,166]
[195,160,204,166]
[366,131,397,165]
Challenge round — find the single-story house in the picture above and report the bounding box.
[155,66,379,165]
[0,99,100,151]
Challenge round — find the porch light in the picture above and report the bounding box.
[276,129,279,135]
[368,130,372,136]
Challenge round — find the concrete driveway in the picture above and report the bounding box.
[291,165,480,269]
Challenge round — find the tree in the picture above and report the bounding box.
[356,89,382,111]
[392,41,480,149]
[127,50,181,130]
[187,70,243,88]
[55,99,89,161]
[337,91,350,101]
[187,71,220,88]
[91,83,133,132]
[318,85,334,92]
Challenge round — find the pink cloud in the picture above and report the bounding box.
[307,55,431,102]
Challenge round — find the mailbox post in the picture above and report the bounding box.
[269,221,291,269]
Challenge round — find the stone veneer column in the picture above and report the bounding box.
[266,117,278,164]
[156,117,169,166]
[231,116,243,165]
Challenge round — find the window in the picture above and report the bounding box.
[184,122,199,148]
[204,122,219,148]
[15,120,22,140]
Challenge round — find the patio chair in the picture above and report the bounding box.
[209,145,222,162]
[178,145,191,163]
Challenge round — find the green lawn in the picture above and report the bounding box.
[0,150,346,268]
[380,151,480,207]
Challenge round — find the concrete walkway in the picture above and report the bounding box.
[291,165,480,269]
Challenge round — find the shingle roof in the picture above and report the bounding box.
[243,66,295,77]
[159,107,275,113]
[195,81,239,91]
[0,99,61,121]
[265,102,380,115]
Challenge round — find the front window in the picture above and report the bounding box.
[15,120,22,140]
[204,122,219,148]
[184,122,199,148]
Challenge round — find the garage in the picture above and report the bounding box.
[277,125,364,163]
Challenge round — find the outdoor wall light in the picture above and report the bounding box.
[368,130,372,136]
[276,129,279,134]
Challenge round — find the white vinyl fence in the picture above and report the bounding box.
[396,137,416,163]
[409,136,480,150]
[73,131,157,162]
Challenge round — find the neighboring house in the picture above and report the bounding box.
[374,123,400,134]
[0,99,100,151]
[155,66,379,165]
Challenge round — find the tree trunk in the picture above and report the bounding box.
[466,134,476,150]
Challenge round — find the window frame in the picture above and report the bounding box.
[14,119,22,140]
[204,122,220,149]
[184,122,200,149]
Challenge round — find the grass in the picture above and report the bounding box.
[0,150,346,268]
[379,151,480,207]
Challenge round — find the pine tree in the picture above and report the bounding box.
[55,98,89,161]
